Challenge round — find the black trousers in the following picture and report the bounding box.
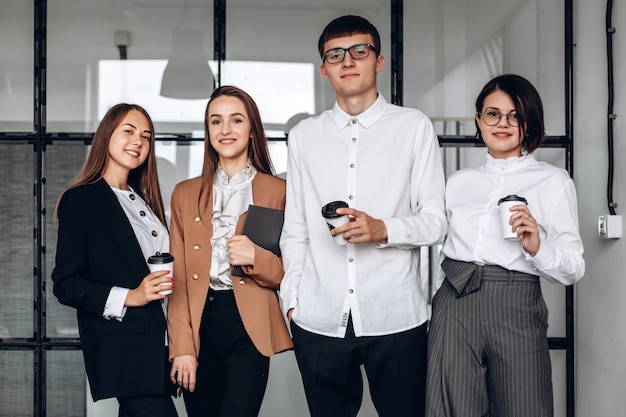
[183,289,270,417]
[117,394,177,417]
[291,317,428,417]
[117,348,178,417]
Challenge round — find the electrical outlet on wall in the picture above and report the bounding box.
[598,215,622,239]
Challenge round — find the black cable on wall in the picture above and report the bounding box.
[606,0,617,215]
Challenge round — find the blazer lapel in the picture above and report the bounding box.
[91,179,149,288]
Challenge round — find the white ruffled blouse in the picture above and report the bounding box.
[209,162,256,290]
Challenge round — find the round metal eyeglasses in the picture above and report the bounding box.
[479,110,520,127]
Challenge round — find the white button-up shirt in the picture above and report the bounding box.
[104,186,169,320]
[440,153,585,288]
[280,94,447,337]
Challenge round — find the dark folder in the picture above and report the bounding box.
[231,205,284,278]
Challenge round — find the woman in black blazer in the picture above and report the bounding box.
[52,103,178,417]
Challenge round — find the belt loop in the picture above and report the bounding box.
[508,269,513,284]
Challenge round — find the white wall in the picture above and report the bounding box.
[574,0,626,415]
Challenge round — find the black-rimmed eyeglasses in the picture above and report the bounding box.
[478,109,520,127]
[322,43,379,64]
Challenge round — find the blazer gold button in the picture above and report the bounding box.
[129,194,136,200]
[239,278,246,285]
[194,216,201,223]
[193,244,201,251]
[192,273,199,280]
[139,210,146,217]
[152,230,158,237]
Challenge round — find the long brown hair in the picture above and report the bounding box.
[198,85,274,211]
[55,103,166,224]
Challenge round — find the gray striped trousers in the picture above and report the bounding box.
[425,258,553,417]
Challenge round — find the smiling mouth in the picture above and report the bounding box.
[125,150,140,157]
[219,139,236,144]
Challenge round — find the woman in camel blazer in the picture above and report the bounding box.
[167,86,292,417]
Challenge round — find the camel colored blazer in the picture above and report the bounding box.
[167,173,293,359]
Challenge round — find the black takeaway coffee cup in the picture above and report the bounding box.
[147,252,175,295]
[322,201,350,245]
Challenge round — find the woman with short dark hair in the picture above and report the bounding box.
[426,74,585,417]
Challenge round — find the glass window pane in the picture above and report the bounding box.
[551,349,567,417]
[47,1,213,132]
[0,351,33,416]
[0,0,34,131]
[45,141,89,338]
[0,143,34,339]
[404,0,565,136]
[227,0,391,117]
[47,350,86,417]
[96,60,315,137]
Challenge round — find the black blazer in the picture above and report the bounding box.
[52,179,173,401]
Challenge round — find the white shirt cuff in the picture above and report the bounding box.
[103,286,129,321]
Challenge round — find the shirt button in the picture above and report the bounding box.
[193,244,201,251]
[151,230,158,237]
[349,164,355,168]
[351,119,357,124]
[155,251,161,255]
[348,258,354,262]
[139,210,146,217]
[192,273,199,280]
[352,137,357,142]
[349,289,354,294]
[129,194,136,201]
[194,216,201,223]
[348,195,354,200]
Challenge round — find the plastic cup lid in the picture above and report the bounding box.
[321,200,349,218]
[498,195,527,205]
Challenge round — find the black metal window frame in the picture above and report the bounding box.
[0,0,575,416]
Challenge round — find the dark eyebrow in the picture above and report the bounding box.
[122,123,151,135]
[209,112,246,119]
[484,107,516,112]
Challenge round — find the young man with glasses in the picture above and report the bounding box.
[280,15,447,417]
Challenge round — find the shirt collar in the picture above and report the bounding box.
[331,94,387,129]
[483,152,536,173]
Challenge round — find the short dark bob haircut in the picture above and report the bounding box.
[317,15,381,60]
[475,73,545,154]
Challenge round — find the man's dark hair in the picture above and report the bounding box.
[318,15,381,59]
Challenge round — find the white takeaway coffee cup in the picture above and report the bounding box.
[321,201,350,245]
[497,195,528,241]
[147,252,175,295]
